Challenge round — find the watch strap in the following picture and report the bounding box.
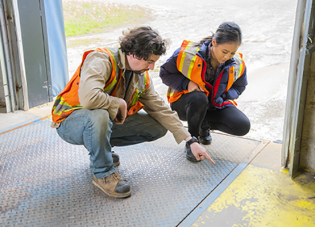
[187,136,198,146]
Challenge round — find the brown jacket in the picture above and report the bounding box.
[51,49,189,144]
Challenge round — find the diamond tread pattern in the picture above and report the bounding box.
[0,120,260,226]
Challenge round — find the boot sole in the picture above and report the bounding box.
[199,138,212,145]
[200,141,212,145]
[92,179,131,198]
[186,155,201,163]
[113,161,120,167]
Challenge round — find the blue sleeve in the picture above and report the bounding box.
[222,67,248,100]
[159,48,190,91]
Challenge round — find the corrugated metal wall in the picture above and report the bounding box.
[301,42,315,171]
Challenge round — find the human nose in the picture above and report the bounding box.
[148,62,155,70]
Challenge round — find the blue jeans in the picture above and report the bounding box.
[56,109,167,179]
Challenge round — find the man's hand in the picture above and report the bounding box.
[114,99,127,124]
[188,81,204,93]
[185,137,215,164]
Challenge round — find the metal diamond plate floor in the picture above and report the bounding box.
[0,120,261,226]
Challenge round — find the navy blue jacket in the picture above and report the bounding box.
[160,40,248,109]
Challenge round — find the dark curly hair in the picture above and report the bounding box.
[194,22,242,47]
[119,26,168,60]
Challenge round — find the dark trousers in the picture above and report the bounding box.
[171,91,250,138]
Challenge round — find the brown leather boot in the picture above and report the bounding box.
[92,172,131,198]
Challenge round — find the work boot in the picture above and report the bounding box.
[92,172,131,198]
[186,142,201,163]
[112,151,120,167]
[199,129,212,145]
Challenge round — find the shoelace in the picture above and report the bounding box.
[112,172,123,181]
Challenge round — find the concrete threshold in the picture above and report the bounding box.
[0,102,53,133]
[183,142,315,227]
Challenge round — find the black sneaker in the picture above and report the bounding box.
[199,129,212,145]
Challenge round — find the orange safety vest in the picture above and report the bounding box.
[167,40,245,105]
[52,47,150,123]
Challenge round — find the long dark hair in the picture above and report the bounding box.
[194,22,242,47]
[119,26,168,60]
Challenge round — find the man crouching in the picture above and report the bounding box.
[51,26,215,198]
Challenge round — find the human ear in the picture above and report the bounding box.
[212,38,216,46]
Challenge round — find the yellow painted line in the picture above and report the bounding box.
[192,165,315,227]
[179,141,269,227]
[281,168,290,174]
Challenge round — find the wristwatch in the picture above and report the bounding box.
[187,136,198,146]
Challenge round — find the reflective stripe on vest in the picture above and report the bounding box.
[52,48,150,123]
[228,99,237,106]
[52,48,121,123]
[126,71,150,117]
[177,40,201,80]
[102,48,120,93]
[223,52,245,93]
[168,40,245,104]
[167,40,208,103]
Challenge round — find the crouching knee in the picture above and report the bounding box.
[150,124,167,141]
[87,109,113,133]
[189,91,209,111]
[236,118,251,136]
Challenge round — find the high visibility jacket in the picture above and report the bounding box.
[52,47,150,123]
[166,40,246,108]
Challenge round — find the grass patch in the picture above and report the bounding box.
[67,38,95,47]
[63,0,153,37]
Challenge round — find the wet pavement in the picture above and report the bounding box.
[66,0,298,142]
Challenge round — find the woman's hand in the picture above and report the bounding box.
[188,81,204,93]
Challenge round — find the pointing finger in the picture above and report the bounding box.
[204,153,215,164]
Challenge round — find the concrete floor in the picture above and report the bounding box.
[0,102,53,133]
[1,105,315,226]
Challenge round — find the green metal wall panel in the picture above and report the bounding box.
[17,0,50,108]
